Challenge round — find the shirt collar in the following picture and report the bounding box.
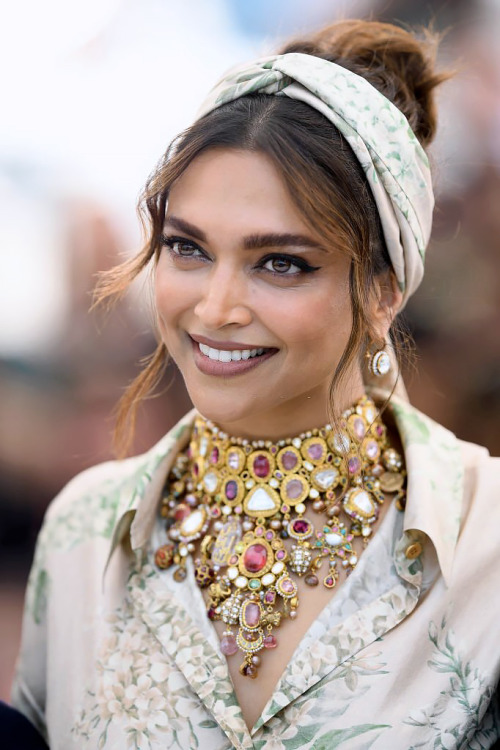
[387,395,464,586]
[103,399,465,587]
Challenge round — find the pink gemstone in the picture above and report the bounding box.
[210,447,219,464]
[292,519,310,535]
[185,494,197,506]
[286,479,303,500]
[353,418,366,439]
[366,440,379,459]
[281,504,290,513]
[255,527,264,536]
[376,425,384,436]
[282,451,297,470]
[263,635,278,649]
[243,543,268,573]
[264,591,276,603]
[276,549,286,560]
[243,601,261,628]
[220,635,238,656]
[253,455,270,478]
[225,480,238,501]
[280,577,294,594]
[348,457,361,474]
[265,531,273,540]
[325,577,334,586]
[308,443,323,460]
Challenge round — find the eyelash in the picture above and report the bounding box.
[160,235,320,277]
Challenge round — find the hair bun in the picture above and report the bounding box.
[280,19,451,148]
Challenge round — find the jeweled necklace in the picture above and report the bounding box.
[155,395,406,678]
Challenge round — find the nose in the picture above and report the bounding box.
[193,265,253,329]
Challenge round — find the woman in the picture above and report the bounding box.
[12,19,500,750]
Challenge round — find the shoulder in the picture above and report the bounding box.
[44,409,196,525]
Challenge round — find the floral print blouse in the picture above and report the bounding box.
[11,397,500,749]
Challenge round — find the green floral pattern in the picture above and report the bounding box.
[404,618,498,749]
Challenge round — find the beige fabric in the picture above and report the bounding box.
[12,400,500,749]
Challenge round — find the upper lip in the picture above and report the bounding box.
[190,334,275,351]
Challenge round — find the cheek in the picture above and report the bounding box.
[266,284,352,350]
[154,260,191,318]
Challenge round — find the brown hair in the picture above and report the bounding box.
[95,19,449,456]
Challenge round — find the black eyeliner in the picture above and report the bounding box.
[257,252,321,274]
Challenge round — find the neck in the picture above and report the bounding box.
[211,381,366,442]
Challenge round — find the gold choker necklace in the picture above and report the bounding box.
[155,395,405,678]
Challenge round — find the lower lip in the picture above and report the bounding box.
[190,338,278,377]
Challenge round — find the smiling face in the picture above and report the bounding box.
[155,148,366,440]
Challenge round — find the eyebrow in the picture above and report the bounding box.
[163,215,324,251]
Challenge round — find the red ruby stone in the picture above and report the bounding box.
[292,519,310,535]
[253,454,270,478]
[243,543,268,573]
[210,447,219,464]
[207,607,216,620]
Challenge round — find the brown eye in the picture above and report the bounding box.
[262,256,300,275]
[173,241,198,256]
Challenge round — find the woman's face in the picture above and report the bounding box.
[155,148,365,439]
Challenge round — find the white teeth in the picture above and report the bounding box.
[197,342,268,362]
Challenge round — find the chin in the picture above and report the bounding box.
[185,387,256,427]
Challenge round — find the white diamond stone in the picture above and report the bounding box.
[272,561,284,575]
[203,472,218,493]
[352,490,375,515]
[325,532,344,547]
[228,567,238,580]
[269,478,279,488]
[314,468,338,489]
[199,436,208,456]
[180,509,204,536]
[292,438,301,448]
[262,573,275,586]
[334,433,350,453]
[235,576,248,589]
[349,554,358,565]
[246,487,277,513]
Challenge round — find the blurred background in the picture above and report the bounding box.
[1,0,500,699]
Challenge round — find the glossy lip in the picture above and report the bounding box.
[189,335,278,377]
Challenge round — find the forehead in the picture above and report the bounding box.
[167,148,313,236]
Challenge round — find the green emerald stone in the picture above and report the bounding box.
[249,579,261,589]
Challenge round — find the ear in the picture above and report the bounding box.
[369,271,403,341]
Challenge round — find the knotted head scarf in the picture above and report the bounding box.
[197,53,434,308]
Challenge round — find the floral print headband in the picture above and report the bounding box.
[197,53,434,307]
